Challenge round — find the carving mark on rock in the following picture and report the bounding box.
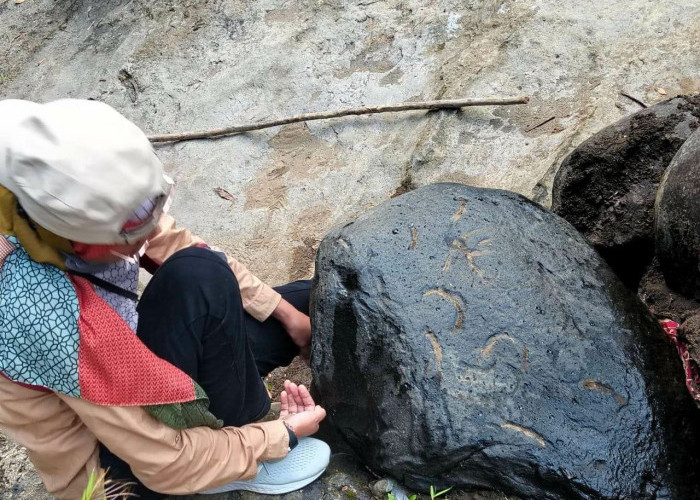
[423,288,463,329]
[442,228,492,277]
[450,197,469,222]
[583,379,627,405]
[409,226,418,249]
[425,330,443,370]
[441,252,453,272]
[502,422,546,448]
[480,333,516,358]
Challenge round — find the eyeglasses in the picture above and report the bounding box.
[117,176,173,244]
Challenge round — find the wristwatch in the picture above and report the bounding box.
[283,421,298,450]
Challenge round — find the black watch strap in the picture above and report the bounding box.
[284,422,299,450]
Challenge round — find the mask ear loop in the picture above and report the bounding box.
[162,174,175,214]
[109,241,149,264]
[109,250,138,265]
[138,240,149,257]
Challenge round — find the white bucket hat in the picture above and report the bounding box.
[0,99,172,244]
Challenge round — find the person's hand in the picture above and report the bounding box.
[278,379,326,438]
[279,380,315,418]
[272,299,312,360]
[282,406,326,438]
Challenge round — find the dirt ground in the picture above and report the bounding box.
[265,357,313,400]
[0,434,27,494]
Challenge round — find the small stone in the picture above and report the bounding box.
[369,478,393,497]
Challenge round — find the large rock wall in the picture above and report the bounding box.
[1,0,700,289]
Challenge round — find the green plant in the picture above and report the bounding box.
[430,485,452,499]
[387,485,452,500]
[81,469,134,500]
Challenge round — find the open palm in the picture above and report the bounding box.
[279,380,316,418]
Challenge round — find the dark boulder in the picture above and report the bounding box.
[655,127,700,300]
[551,96,700,288]
[311,183,700,500]
[637,258,700,323]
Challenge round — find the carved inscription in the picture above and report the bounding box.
[425,330,443,370]
[442,228,492,277]
[423,288,464,329]
[583,379,627,405]
[450,197,469,222]
[409,226,418,249]
[502,422,547,447]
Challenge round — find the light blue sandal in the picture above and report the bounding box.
[201,437,331,495]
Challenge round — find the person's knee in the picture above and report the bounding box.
[136,247,245,359]
[166,246,227,266]
[146,246,240,302]
[274,280,312,314]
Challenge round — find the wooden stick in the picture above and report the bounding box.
[526,115,555,132]
[620,92,648,108]
[148,96,530,143]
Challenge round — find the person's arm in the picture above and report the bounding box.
[0,377,99,500]
[56,394,290,495]
[144,214,281,321]
[271,296,312,355]
[0,375,325,498]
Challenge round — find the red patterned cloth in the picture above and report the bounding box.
[659,319,700,403]
[72,276,196,406]
[0,236,16,267]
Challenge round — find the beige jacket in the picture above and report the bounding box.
[0,214,288,498]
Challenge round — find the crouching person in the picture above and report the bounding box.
[0,99,328,499]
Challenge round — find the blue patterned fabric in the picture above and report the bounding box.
[64,255,140,331]
[0,236,81,396]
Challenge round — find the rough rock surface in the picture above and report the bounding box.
[638,259,700,323]
[680,313,700,371]
[311,183,700,499]
[172,454,514,500]
[637,263,700,399]
[551,96,700,288]
[655,128,700,299]
[2,0,700,497]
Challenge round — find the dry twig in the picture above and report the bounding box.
[526,116,555,132]
[148,96,529,143]
[620,92,648,108]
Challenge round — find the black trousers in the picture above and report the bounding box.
[100,247,310,499]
